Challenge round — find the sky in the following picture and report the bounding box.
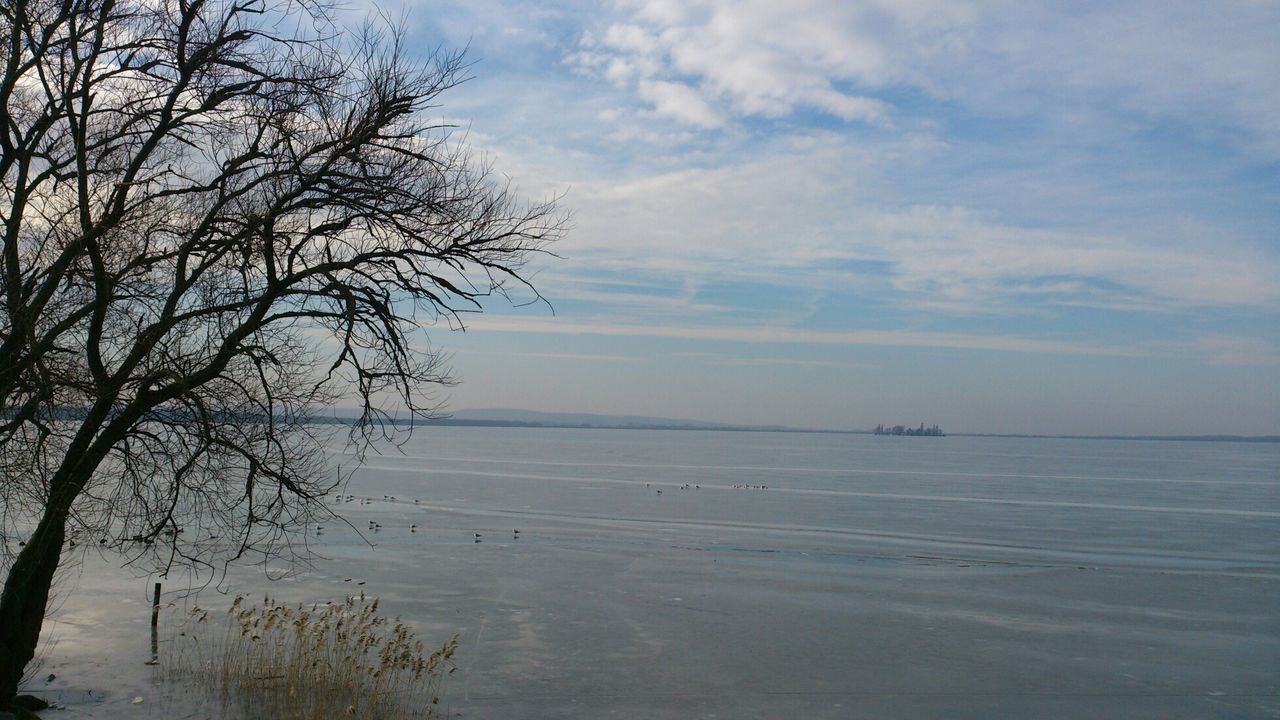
[371,0,1278,436]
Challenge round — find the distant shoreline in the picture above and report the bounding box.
[314,416,1280,444]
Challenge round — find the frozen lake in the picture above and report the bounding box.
[28,428,1280,718]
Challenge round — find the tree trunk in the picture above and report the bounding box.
[0,505,68,707]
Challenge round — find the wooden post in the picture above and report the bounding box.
[147,582,161,665]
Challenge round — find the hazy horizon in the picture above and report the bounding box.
[355,1,1278,437]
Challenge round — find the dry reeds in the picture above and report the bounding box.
[164,592,458,719]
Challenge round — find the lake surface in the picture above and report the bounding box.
[29,428,1280,718]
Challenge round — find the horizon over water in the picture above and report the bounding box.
[31,427,1280,719]
[330,406,1280,439]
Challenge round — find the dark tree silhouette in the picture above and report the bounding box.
[0,0,564,704]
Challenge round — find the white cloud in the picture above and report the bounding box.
[808,91,890,125]
[572,0,959,127]
[636,80,725,128]
[567,1,1280,153]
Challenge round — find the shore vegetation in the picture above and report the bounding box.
[164,592,458,720]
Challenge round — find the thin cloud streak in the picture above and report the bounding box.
[455,349,633,362]
[675,352,879,370]
[467,317,1148,357]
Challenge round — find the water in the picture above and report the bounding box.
[27,429,1280,718]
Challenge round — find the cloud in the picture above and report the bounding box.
[964,2,1280,157]
[572,0,940,126]
[865,206,1280,312]
[466,316,1147,357]
[674,352,878,370]
[457,349,632,362]
[636,80,725,128]
[548,282,738,318]
[567,1,1280,155]
[560,137,1280,315]
[391,0,1280,362]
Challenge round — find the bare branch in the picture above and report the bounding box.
[0,0,565,703]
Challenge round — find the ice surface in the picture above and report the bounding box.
[24,430,1280,718]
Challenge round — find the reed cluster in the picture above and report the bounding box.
[165,592,458,719]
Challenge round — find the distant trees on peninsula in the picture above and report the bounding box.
[874,423,944,437]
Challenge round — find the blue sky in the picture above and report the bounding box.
[378,0,1278,435]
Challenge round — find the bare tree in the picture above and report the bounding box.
[0,0,564,704]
